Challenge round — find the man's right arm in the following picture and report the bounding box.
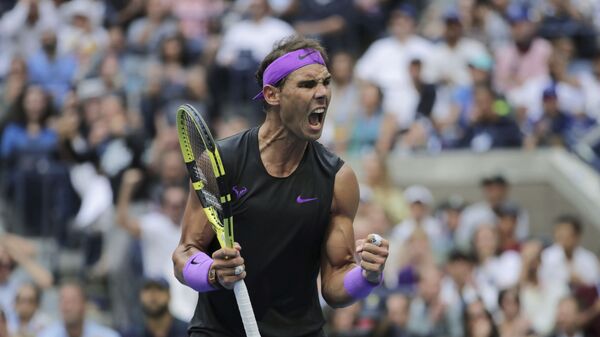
[173,187,245,289]
[172,186,215,284]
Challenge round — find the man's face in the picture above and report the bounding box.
[161,187,187,225]
[15,285,39,321]
[59,285,86,327]
[554,223,579,253]
[277,64,331,141]
[140,286,170,318]
[482,183,507,207]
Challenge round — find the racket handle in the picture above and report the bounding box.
[233,281,261,337]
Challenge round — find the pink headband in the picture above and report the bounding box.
[252,48,326,100]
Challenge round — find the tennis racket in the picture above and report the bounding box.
[176,104,261,337]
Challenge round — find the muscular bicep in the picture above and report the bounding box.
[173,185,215,283]
[320,164,359,292]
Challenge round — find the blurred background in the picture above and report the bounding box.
[1,0,600,336]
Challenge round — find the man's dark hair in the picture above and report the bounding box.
[255,36,329,93]
[447,250,475,264]
[555,214,583,235]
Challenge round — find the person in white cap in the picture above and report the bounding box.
[385,185,450,287]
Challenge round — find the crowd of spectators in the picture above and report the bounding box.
[1,0,600,336]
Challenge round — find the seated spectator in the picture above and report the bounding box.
[26,30,78,107]
[497,288,533,337]
[406,267,463,337]
[496,202,522,253]
[126,0,177,56]
[1,85,56,161]
[540,214,600,288]
[524,86,575,149]
[458,174,529,251]
[577,52,600,120]
[57,0,108,62]
[430,9,489,88]
[0,0,59,78]
[459,85,522,151]
[346,82,385,154]
[493,6,552,94]
[216,0,294,122]
[442,55,494,148]
[435,195,467,249]
[321,51,360,152]
[471,225,521,313]
[549,295,591,337]
[394,228,435,292]
[536,0,598,58]
[464,298,499,337]
[122,278,187,337]
[440,250,477,310]
[0,235,53,333]
[391,185,449,263]
[374,292,411,337]
[38,281,120,337]
[519,240,568,336]
[355,4,435,131]
[361,151,408,225]
[8,283,50,337]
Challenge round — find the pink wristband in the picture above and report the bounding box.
[182,252,218,292]
[343,266,381,300]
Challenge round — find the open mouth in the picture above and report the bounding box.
[308,108,325,127]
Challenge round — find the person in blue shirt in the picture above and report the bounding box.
[1,85,57,161]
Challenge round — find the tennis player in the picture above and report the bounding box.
[172,36,389,337]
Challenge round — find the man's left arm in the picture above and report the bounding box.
[320,163,389,308]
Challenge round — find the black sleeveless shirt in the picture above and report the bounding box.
[188,127,344,337]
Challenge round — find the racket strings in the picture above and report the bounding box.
[184,114,225,220]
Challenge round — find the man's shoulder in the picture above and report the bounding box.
[216,127,255,152]
[85,321,121,337]
[312,141,344,175]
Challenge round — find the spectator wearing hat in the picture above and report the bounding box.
[390,185,450,265]
[122,278,187,337]
[494,6,552,94]
[540,215,600,288]
[524,85,574,149]
[457,174,529,252]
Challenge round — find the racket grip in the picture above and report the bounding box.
[234,281,261,337]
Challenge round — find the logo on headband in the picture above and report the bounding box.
[298,50,318,60]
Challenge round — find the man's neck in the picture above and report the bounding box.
[66,322,83,337]
[258,116,308,178]
[146,314,172,337]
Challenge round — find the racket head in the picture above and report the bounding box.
[176,104,234,248]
